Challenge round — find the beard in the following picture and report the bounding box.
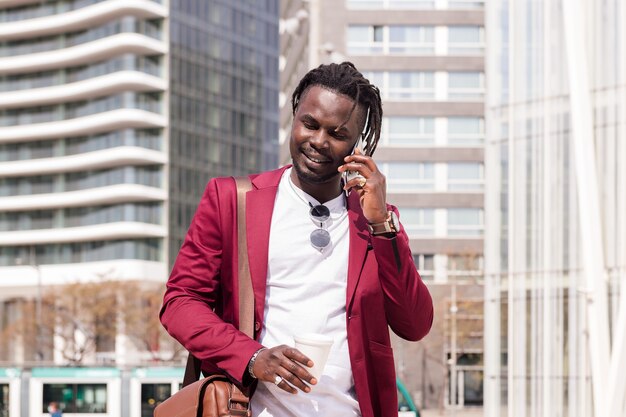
[291,155,341,185]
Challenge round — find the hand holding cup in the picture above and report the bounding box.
[252,345,316,394]
[293,333,334,381]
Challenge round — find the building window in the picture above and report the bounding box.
[448,0,485,9]
[0,203,163,231]
[413,254,435,280]
[448,26,485,55]
[447,117,484,145]
[347,25,384,54]
[43,383,107,414]
[348,25,434,55]
[0,93,163,127]
[141,384,171,417]
[389,72,435,99]
[447,353,484,406]
[0,140,55,161]
[0,210,54,231]
[448,72,485,101]
[0,175,55,196]
[365,71,435,100]
[382,162,435,191]
[64,166,162,191]
[65,132,123,155]
[398,208,435,236]
[0,384,8,417]
[346,0,481,8]
[383,116,435,146]
[347,0,436,8]
[447,208,483,236]
[388,26,435,54]
[1,239,163,266]
[447,163,484,191]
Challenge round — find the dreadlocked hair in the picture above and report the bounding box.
[291,61,383,156]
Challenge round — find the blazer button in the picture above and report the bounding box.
[254,322,261,331]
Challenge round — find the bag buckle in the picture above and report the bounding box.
[227,398,251,416]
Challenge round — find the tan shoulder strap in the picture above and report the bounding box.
[182,176,254,387]
[234,176,254,338]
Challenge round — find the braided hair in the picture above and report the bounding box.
[291,62,383,156]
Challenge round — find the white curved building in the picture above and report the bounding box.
[0,0,280,388]
[0,0,170,289]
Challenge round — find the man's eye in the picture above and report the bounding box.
[303,122,316,129]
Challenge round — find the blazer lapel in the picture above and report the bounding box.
[345,191,370,311]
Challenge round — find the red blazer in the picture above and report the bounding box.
[160,166,433,417]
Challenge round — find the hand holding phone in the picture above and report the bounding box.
[339,142,388,224]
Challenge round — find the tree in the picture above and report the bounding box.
[120,282,185,363]
[0,278,184,365]
[25,278,122,365]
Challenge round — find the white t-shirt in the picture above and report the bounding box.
[251,168,360,417]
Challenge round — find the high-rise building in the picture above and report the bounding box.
[280,0,486,410]
[484,1,626,417]
[0,0,279,365]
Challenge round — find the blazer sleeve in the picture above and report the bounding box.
[159,178,263,384]
[370,205,434,341]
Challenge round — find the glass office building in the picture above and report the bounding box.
[484,1,626,416]
[0,0,278,364]
[167,1,279,261]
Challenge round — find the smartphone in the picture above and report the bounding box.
[342,138,363,186]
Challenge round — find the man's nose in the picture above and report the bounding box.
[309,129,330,149]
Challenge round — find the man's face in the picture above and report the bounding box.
[290,86,364,186]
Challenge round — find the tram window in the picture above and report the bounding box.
[0,384,8,417]
[43,383,107,413]
[141,384,171,417]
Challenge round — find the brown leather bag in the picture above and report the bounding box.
[154,177,254,417]
[153,374,250,417]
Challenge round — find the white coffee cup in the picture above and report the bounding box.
[294,333,334,380]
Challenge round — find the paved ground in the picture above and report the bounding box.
[419,407,484,417]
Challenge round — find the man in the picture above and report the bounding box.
[48,402,62,417]
[160,62,433,417]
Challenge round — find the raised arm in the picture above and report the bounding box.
[339,149,433,341]
[371,210,434,341]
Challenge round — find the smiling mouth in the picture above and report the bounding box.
[304,152,331,164]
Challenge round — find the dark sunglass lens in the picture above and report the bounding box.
[310,229,331,250]
[310,205,330,222]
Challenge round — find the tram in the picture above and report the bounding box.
[1,366,183,417]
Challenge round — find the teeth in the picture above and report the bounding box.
[306,154,327,163]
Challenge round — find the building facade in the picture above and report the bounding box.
[167,0,279,262]
[484,1,626,417]
[280,0,486,410]
[0,0,278,367]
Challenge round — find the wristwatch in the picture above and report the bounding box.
[367,211,399,236]
[247,347,266,379]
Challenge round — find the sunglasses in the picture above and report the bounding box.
[308,203,331,251]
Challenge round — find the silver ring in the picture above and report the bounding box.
[274,375,283,385]
[356,176,367,188]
